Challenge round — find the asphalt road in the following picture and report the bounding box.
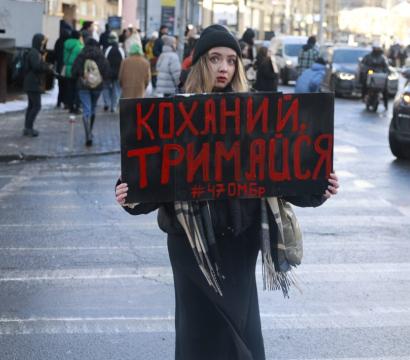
[0,91,410,360]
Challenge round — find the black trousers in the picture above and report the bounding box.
[65,78,79,111]
[167,224,265,360]
[57,77,67,107]
[24,91,41,130]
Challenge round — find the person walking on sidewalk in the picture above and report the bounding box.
[23,33,53,137]
[63,30,84,114]
[155,35,181,96]
[118,44,150,99]
[71,38,110,146]
[102,32,125,112]
[116,24,340,360]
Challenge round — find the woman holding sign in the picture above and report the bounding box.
[116,24,339,360]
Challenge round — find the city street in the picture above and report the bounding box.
[0,91,410,360]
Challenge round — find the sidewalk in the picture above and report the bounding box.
[0,102,121,162]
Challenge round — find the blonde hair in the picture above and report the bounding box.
[184,54,248,94]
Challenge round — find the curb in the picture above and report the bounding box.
[0,150,120,163]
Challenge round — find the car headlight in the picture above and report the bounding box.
[285,60,292,66]
[402,94,410,104]
[388,73,399,81]
[337,72,355,80]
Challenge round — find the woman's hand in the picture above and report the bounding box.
[324,172,339,199]
[116,182,128,205]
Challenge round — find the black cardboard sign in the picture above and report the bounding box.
[120,92,334,202]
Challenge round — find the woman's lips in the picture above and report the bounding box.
[216,77,227,82]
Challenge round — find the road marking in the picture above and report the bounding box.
[286,357,410,360]
[0,175,32,201]
[0,222,159,229]
[334,145,359,154]
[353,179,375,189]
[2,307,410,334]
[0,216,408,229]
[0,245,166,252]
[331,170,356,178]
[1,263,410,283]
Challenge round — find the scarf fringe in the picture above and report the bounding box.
[262,252,301,298]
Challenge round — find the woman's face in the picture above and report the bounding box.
[207,47,237,90]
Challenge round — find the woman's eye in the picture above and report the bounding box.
[228,59,236,65]
[210,56,220,64]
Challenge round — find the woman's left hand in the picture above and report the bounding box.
[324,172,339,199]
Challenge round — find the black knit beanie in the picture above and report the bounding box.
[192,25,242,65]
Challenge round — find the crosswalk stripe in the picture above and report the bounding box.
[1,263,410,282]
[2,306,410,334]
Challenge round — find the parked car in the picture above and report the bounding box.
[389,68,410,159]
[322,46,399,97]
[270,35,307,85]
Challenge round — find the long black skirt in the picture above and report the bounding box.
[167,224,266,360]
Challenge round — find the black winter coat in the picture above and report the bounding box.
[71,45,110,91]
[116,82,326,359]
[119,185,325,360]
[23,34,51,93]
[254,58,278,92]
[105,44,124,80]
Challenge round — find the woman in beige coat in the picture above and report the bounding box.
[118,44,151,99]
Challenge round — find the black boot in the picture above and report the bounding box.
[82,116,92,146]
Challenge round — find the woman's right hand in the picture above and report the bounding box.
[116,182,128,206]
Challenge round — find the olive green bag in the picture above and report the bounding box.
[277,198,303,266]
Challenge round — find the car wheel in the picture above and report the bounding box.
[389,123,408,159]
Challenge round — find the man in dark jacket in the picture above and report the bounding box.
[53,27,71,108]
[99,23,111,51]
[153,25,168,57]
[23,33,53,137]
[102,32,124,112]
[297,36,319,76]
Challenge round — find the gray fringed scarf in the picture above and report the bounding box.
[174,198,299,298]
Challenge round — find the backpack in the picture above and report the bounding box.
[11,49,29,84]
[82,59,102,88]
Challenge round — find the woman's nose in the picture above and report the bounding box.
[218,60,228,72]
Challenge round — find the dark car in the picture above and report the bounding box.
[323,46,399,97]
[389,69,410,159]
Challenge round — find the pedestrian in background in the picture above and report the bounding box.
[102,32,125,112]
[80,21,94,44]
[99,23,111,51]
[240,28,256,61]
[295,57,327,93]
[72,38,110,146]
[124,27,142,57]
[155,35,180,96]
[183,24,198,60]
[53,27,71,108]
[23,33,53,137]
[63,30,84,114]
[119,43,150,99]
[145,32,159,89]
[297,35,319,76]
[153,25,169,58]
[253,46,278,92]
[115,23,340,360]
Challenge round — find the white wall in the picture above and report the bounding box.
[0,0,43,48]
